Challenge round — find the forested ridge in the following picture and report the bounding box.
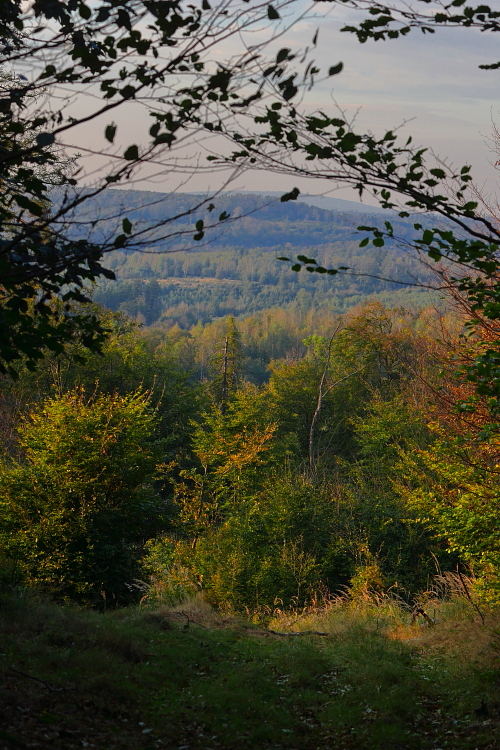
[88,192,434,327]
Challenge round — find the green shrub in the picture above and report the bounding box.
[0,389,167,603]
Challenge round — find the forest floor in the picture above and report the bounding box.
[0,591,499,750]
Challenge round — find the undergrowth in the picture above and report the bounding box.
[0,581,499,750]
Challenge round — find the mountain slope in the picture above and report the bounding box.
[80,191,437,326]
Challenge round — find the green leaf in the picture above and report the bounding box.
[154,133,175,146]
[328,62,343,76]
[79,3,91,19]
[359,237,369,247]
[105,124,117,143]
[463,201,478,212]
[280,187,300,202]
[35,132,55,147]
[479,61,500,70]
[122,218,132,234]
[281,78,297,101]
[13,195,43,216]
[40,64,56,79]
[267,5,280,20]
[123,144,139,160]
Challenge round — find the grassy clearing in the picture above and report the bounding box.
[0,589,499,750]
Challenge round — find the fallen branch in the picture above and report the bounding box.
[266,629,329,637]
[175,611,208,630]
[9,666,68,692]
[411,607,434,625]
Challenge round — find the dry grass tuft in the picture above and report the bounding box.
[268,573,500,670]
[395,597,500,669]
[145,591,232,630]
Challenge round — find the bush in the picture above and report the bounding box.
[0,389,167,603]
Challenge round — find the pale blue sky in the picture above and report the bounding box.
[67,1,500,206]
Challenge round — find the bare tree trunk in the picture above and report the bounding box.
[309,334,335,476]
[308,326,364,477]
[221,336,229,416]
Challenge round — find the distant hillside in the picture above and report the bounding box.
[299,194,391,214]
[67,189,395,248]
[82,190,438,327]
[241,191,389,214]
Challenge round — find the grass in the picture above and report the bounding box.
[0,588,499,749]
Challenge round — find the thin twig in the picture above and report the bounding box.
[9,666,68,692]
[267,629,329,637]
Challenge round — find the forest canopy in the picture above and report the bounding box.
[1,291,499,608]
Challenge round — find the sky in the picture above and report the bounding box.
[64,1,500,207]
[231,1,500,203]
